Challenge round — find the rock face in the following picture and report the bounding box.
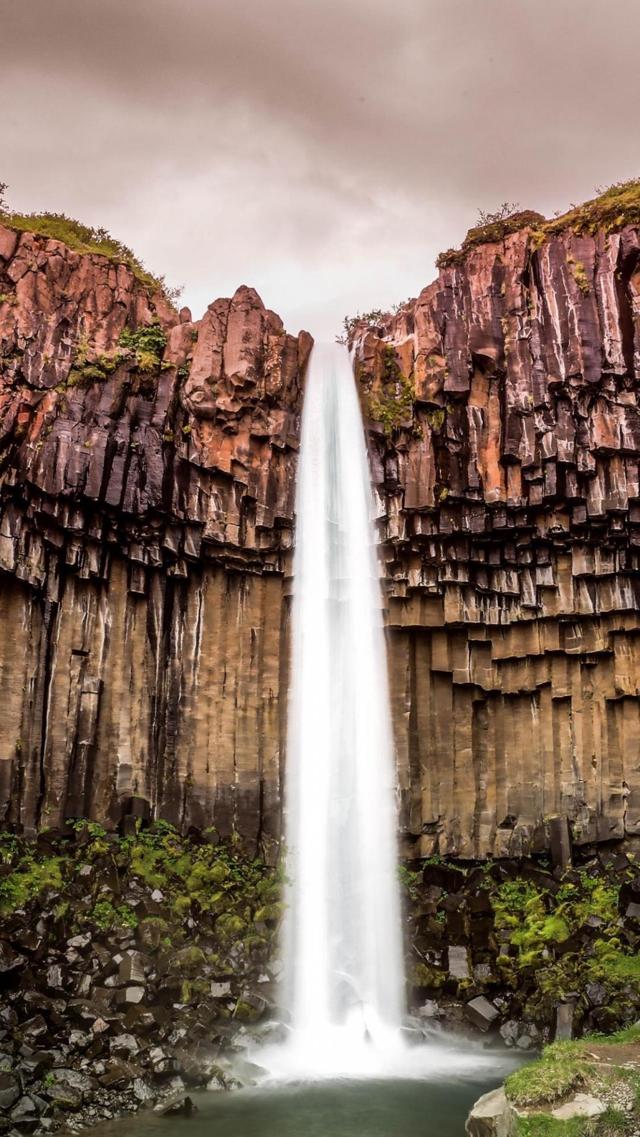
[3,206,640,860]
[351,216,640,857]
[0,221,311,849]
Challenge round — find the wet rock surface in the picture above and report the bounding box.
[0,820,283,1134]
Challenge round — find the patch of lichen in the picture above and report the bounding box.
[366,345,415,437]
[436,179,640,269]
[0,210,179,303]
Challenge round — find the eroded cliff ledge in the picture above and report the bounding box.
[350,185,640,858]
[0,218,311,850]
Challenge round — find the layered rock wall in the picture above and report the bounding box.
[0,222,311,851]
[351,219,640,857]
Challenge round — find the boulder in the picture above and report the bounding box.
[465,1087,516,1137]
[448,946,470,980]
[465,996,500,1032]
[552,1094,606,1120]
[153,1091,197,1118]
[0,1073,20,1111]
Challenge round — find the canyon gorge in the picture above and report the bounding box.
[2,189,640,862]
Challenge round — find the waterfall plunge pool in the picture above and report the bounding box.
[89,1070,512,1137]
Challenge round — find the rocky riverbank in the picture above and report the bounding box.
[466,1026,640,1136]
[2,820,640,1134]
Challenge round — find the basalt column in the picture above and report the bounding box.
[351,212,640,860]
[0,221,311,852]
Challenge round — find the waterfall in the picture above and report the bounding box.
[275,341,405,1075]
[256,343,522,1084]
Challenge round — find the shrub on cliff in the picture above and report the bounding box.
[0,207,181,303]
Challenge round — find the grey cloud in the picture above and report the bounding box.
[1,0,639,336]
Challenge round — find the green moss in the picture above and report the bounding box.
[568,258,591,296]
[171,946,206,976]
[411,962,445,989]
[88,900,138,930]
[0,854,65,914]
[234,998,261,1022]
[515,1116,599,1137]
[366,346,415,438]
[544,179,640,240]
[398,863,422,901]
[137,916,171,951]
[0,210,178,301]
[118,323,167,372]
[425,407,446,431]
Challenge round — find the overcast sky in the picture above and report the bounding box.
[2,0,639,338]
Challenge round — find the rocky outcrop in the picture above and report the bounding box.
[0,220,311,848]
[351,204,640,857]
[468,1026,640,1136]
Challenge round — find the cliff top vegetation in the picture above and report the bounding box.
[437,177,640,268]
[0,182,181,304]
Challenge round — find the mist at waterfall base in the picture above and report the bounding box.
[257,343,515,1084]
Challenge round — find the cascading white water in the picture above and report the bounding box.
[271,341,405,1076]
[256,343,521,1084]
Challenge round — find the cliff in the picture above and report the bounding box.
[2,185,640,860]
[0,216,311,852]
[350,183,640,857]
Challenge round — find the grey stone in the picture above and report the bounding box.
[110,1034,139,1057]
[153,1092,197,1118]
[10,1095,39,1122]
[116,986,145,1006]
[118,952,146,986]
[0,1073,20,1111]
[555,1002,574,1041]
[465,996,500,1032]
[552,1094,606,1120]
[448,946,470,980]
[45,965,64,992]
[133,1079,154,1103]
[67,934,91,950]
[549,816,572,870]
[465,1087,516,1137]
[417,1000,441,1020]
[585,982,607,1007]
[210,982,231,998]
[499,1020,519,1047]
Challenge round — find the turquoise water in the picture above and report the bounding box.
[94,1074,506,1137]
